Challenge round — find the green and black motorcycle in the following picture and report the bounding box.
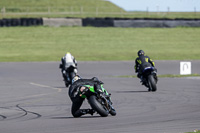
[80,84,116,117]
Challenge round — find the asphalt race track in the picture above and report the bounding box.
[0,61,200,133]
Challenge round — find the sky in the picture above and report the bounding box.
[107,0,200,12]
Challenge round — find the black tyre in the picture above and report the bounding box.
[148,75,157,92]
[109,108,116,116]
[88,95,109,117]
[70,72,76,80]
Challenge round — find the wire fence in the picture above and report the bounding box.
[1,6,200,18]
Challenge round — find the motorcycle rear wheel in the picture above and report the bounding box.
[88,95,109,117]
[148,75,157,92]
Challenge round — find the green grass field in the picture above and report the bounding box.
[0,0,199,19]
[0,0,119,8]
[0,0,125,19]
[0,27,200,62]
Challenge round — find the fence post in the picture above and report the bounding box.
[81,6,83,15]
[157,6,159,15]
[71,6,73,15]
[167,7,170,14]
[2,7,6,18]
[48,6,51,14]
[121,9,123,17]
[146,7,149,17]
[26,7,29,16]
[96,7,98,16]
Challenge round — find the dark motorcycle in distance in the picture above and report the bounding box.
[141,67,158,92]
[59,62,77,87]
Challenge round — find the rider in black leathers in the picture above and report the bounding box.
[134,50,157,82]
[69,76,108,118]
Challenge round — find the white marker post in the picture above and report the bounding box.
[180,62,191,75]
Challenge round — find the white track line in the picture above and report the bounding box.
[30,82,62,92]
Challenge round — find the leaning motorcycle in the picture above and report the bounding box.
[59,62,77,87]
[141,67,158,92]
[80,84,116,117]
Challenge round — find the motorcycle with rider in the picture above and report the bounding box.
[59,52,77,87]
[69,75,116,117]
[134,50,158,92]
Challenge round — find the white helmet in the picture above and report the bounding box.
[64,52,73,63]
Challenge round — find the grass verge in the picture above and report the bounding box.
[0,27,200,62]
[186,130,200,133]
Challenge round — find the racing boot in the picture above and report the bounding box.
[140,76,145,85]
[63,72,70,87]
[86,109,95,115]
[94,84,102,93]
[64,80,70,87]
[80,109,95,116]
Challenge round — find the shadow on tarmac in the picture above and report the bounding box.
[51,115,101,119]
[114,91,149,93]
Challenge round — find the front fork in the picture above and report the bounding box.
[98,93,114,112]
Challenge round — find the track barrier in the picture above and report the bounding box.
[0,18,200,27]
[0,18,43,27]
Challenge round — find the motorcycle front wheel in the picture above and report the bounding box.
[148,75,157,92]
[109,108,116,116]
[88,95,109,117]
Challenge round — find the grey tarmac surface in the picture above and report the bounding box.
[0,61,200,133]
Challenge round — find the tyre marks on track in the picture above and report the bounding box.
[0,82,63,121]
[0,104,41,121]
[16,104,42,120]
[0,115,7,120]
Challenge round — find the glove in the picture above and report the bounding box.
[59,64,63,68]
[79,87,89,97]
[62,70,66,74]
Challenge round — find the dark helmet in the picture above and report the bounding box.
[137,50,145,56]
[92,77,104,84]
[92,77,99,81]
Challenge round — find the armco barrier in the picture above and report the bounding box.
[163,20,200,27]
[114,20,164,27]
[43,18,82,27]
[113,19,200,28]
[82,18,114,27]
